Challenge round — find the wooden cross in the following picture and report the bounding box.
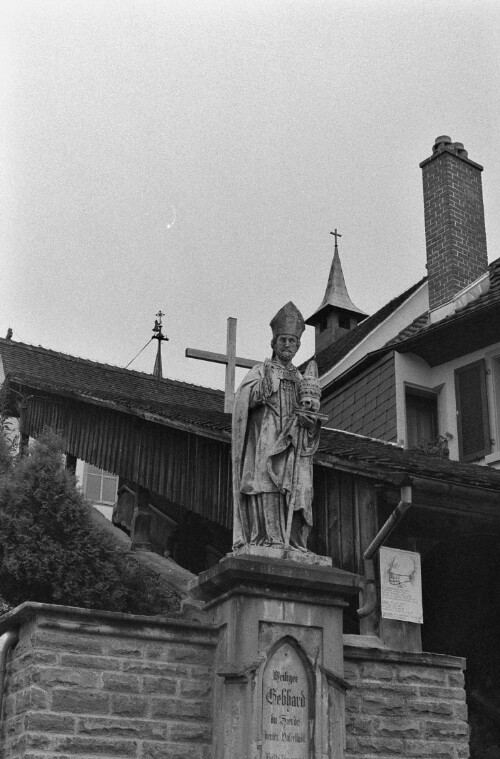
[186,318,259,414]
[330,228,342,249]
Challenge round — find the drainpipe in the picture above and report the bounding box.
[0,630,18,723]
[358,484,412,618]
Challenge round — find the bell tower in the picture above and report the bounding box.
[306,230,366,355]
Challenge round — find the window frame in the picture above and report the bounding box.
[82,463,119,505]
[404,385,439,450]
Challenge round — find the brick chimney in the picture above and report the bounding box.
[420,136,488,312]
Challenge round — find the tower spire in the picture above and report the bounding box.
[152,311,168,385]
[309,231,366,319]
[305,231,367,355]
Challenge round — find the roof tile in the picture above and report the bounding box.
[0,339,231,435]
[318,428,500,490]
[385,256,500,350]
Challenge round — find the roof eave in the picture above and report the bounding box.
[390,299,500,366]
[305,303,368,327]
[316,450,500,498]
[4,374,231,444]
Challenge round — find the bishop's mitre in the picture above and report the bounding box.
[270,301,305,340]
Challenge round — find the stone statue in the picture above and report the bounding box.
[232,302,322,553]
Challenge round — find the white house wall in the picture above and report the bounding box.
[394,340,500,464]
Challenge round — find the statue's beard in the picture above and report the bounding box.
[275,348,295,363]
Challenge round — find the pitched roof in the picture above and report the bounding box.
[384,256,500,354]
[304,277,427,376]
[0,338,230,436]
[318,428,500,492]
[384,312,429,346]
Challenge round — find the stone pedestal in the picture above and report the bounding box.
[190,554,361,759]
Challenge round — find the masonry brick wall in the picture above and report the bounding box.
[421,143,488,311]
[344,643,469,758]
[0,603,217,759]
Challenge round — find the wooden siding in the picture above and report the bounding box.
[322,353,397,442]
[311,467,375,575]
[25,394,233,530]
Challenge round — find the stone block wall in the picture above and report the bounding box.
[0,605,470,759]
[0,603,217,759]
[344,638,469,758]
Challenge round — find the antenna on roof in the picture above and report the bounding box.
[152,310,169,386]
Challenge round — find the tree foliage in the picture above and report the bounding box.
[0,429,127,611]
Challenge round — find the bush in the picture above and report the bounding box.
[0,429,127,612]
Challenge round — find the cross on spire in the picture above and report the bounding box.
[330,228,342,250]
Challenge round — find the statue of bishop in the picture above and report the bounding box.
[232,302,322,552]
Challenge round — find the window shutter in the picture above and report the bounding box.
[455,359,491,462]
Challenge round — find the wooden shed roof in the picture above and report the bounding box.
[0,338,230,439]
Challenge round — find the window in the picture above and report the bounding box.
[455,359,491,462]
[319,316,328,333]
[406,388,438,449]
[83,464,118,504]
[339,313,351,330]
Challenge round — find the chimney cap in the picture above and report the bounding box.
[421,136,479,169]
[433,136,452,151]
[453,142,468,158]
[432,136,468,157]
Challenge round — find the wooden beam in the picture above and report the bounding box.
[185,348,257,370]
[185,317,260,414]
[224,318,236,414]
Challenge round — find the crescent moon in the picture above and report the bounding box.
[166,205,176,230]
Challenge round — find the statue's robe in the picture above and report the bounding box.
[232,360,320,550]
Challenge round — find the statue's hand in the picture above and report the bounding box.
[297,413,316,430]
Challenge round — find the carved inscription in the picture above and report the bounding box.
[261,641,310,759]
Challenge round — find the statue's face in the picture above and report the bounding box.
[272,334,300,363]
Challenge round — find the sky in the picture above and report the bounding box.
[1,0,499,391]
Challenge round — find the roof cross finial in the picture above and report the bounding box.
[152,310,169,386]
[330,228,342,251]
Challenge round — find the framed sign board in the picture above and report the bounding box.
[380,547,423,624]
